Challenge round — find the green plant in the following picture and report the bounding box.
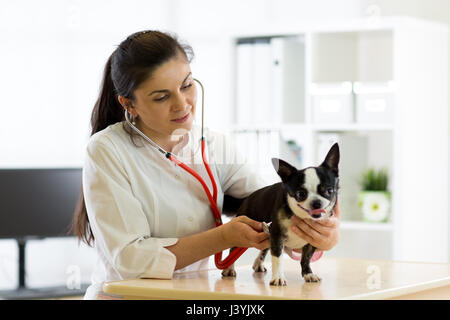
[361,168,389,191]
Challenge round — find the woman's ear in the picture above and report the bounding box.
[118,95,137,117]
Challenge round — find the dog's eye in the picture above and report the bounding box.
[326,187,334,194]
[295,189,308,200]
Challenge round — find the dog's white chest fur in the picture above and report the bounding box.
[279,208,308,249]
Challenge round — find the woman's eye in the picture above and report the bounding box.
[154,95,168,102]
[182,82,193,90]
[154,83,192,102]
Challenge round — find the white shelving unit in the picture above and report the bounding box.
[229,17,449,263]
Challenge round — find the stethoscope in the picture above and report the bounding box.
[124,78,247,270]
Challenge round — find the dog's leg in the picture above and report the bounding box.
[269,237,286,286]
[301,244,321,282]
[252,248,269,273]
[221,247,237,277]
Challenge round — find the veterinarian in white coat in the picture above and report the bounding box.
[73,30,341,300]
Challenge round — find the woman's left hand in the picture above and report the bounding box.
[290,202,341,251]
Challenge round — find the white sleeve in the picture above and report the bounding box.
[82,136,178,280]
[214,132,268,198]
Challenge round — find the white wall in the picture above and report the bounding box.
[0,0,174,168]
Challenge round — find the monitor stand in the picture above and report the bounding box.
[0,238,89,300]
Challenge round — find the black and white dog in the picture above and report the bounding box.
[222,143,340,285]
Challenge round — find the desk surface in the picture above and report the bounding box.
[102,257,450,300]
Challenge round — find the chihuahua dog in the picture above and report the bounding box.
[222,143,339,285]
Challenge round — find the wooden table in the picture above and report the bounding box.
[101,257,450,300]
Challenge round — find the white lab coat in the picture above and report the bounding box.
[82,122,268,299]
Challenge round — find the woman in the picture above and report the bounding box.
[73,30,340,299]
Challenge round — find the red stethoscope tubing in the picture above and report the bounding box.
[168,138,248,270]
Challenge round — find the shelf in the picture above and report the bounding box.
[310,123,394,132]
[229,123,394,133]
[229,123,282,132]
[340,221,394,231]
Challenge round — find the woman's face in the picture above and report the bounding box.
[120,54,197,147]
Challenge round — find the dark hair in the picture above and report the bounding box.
[72,30,194,246]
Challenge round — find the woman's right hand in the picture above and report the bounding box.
[221,216,270,250]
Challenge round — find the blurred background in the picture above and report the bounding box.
[0,0,449,295]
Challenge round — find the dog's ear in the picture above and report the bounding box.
[321,143,340,175]
[272,158,297,182]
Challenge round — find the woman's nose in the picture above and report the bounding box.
[171,91,189,112]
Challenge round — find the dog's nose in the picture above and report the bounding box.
[311,199,322,210]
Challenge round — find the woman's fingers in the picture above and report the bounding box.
[253,236,270,250]
[291,225,314,245]
[243,218,269,249]
[238,215,263,232]
[224,216,269,249]
[290,215,340,250]
[290,221,317,244]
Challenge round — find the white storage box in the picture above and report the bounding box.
[354,82,395,124]
[310,82,353,124]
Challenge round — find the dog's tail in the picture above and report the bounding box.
[222,194,247,217]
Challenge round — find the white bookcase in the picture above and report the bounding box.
[229,17,449,263]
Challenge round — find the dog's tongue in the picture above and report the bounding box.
[310,209,326,218]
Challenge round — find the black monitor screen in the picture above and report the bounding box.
[0,168,82,239]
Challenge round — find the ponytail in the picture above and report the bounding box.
[90,54,125,135]
[72,53,123,246]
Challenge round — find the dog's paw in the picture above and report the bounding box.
[253,264,267,273]
[252,261,267,273]
[221,268,237,278]
[303,273,322,283]
[270,276,287,286]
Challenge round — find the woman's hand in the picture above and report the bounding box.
[221,216,270,250]
[291,202,341,251]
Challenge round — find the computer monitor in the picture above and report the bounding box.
[0,168,82,239]
[0,168,88,299]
